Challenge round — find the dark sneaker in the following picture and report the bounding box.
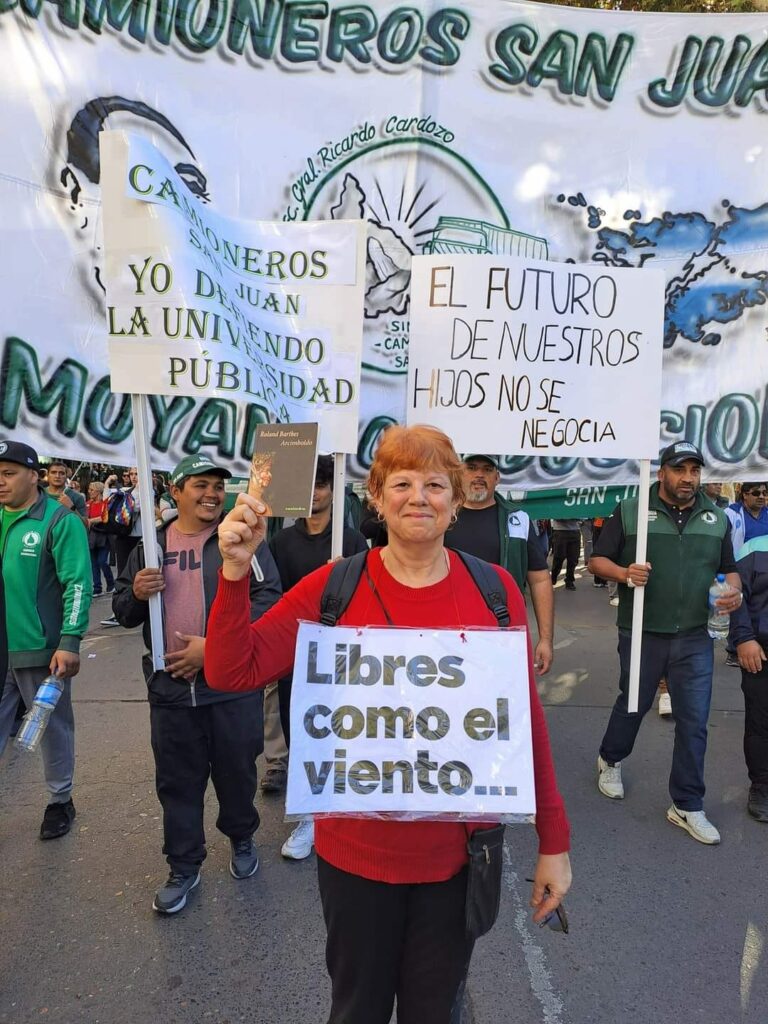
[153,870,201,913]
[100,615,120,627]
[748,784,768,822]
[565,582,576,591]
[725,652,740,667]
[40,799,76,840]
[229,838,259,879]
[261,768,287,794]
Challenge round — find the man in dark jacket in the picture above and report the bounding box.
[730,534,768,822]
[268,454,368,860]
[113,455,281,914]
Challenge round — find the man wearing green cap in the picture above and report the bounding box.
[112,455,282,914]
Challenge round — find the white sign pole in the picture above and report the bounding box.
[130,393,164,672]
[627,458,651,714]
[331,453,346,561]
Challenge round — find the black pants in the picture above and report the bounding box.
[551,530,580,585]
[317,857,474,1024]
[149,695,263,874]
[115,535,140,576]
[742,664,768,785]
[278,673,293,748]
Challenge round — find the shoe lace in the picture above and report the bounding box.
[232,838,252,856]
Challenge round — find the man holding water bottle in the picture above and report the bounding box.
[588,442,742,844]
[0,440,92,839]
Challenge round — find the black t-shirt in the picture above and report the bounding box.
[593,500,736,573]
[444,505,548,572]
[269,519,368,592]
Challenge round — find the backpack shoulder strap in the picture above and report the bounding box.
[452,550,511,627]
[319,549,369,627]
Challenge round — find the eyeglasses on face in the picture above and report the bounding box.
[745,489,768,497]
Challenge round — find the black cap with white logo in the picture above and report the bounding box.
[659,442,705,468]
[0,440,40,471]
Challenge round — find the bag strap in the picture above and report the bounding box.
[452,550,510,627]
[319,549,369,626]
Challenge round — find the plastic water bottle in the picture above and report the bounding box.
[707,574,731,641]
[15,675,64,753]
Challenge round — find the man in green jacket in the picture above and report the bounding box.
[0,440,92,839]
[589,442,742,845]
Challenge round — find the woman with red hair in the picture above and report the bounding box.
[205,424,571,1024]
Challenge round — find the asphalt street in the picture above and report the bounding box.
[1,562,765,1024]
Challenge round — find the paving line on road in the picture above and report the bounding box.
[502,845,567,1024]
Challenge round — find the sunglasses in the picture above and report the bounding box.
[745,489,768,497]
[525,879,569,934]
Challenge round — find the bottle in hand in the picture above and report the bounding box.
[707,574,731,641]
[15,675,65,753]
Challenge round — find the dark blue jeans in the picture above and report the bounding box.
[600,628,714,810]
[90,545,115,595]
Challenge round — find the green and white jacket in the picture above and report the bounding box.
[1,489,92,667]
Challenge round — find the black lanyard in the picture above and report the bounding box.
[364,564,395,626]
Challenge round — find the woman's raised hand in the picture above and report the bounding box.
[218,493,268,580]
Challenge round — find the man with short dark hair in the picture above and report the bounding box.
[113,454,282,913]
[46,460,87,524]
[269,454,368,860]
[445,455,554,674]
[589,442,742,844]
[0,440,92,838]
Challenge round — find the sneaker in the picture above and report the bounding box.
[152,870,201,913]
[100,615,120,627]
[592,581,607,588]
[40,799,76,840]
[609,596,619,607]
[260,768,287,794]
[281,819,314,860]
[597,755,624,799]
[725,652,740,668]
[104,587,116,596]
[666,804,720,845]
[229,838,259,879]
[565,581,576,591]
[658,692,673,717]
[747,784,768,822]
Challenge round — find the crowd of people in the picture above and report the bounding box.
[1,428,767,1022]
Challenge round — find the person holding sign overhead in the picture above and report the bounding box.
[205,424,571,1024]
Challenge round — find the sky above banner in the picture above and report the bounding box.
[1,2,767,483]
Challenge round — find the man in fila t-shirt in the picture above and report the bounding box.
[112,454,282,914]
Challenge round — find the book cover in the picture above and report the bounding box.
[248,423,319,517]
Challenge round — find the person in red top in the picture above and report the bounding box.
[85,481,115,596]
[205,424,571,1024]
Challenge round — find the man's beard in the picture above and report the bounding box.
[467,486,490,504]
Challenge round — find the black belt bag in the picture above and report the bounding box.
[465,824,506,939]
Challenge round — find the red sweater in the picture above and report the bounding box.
[206,548,570,884]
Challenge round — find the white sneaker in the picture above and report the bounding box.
[597,755,624,799]
[609,596,619,607]
[658,692,672,717]
[281,819,314,860]
[666,805,720,845]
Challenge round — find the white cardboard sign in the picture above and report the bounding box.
[407,254,665,459]
[286,622,535,820]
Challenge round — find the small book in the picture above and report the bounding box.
[248,422,319,517]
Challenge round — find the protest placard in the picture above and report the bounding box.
[407,254,665,459]
[99,131,366,454]
[286,623,535,820]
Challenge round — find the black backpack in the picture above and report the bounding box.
[319,549,510,628]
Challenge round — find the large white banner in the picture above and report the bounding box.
[408,254,664,458]
[286,623,535,820]
[2,3,768,484]
[101,132,366,452]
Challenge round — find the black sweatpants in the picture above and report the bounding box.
[317,857,474,1024]
[742,663,768,785]
[115,535,140,576]
[150,694,263,874]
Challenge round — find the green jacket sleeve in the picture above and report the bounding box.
[49,512,93,651]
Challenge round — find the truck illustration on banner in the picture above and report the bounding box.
[422,217,549,259]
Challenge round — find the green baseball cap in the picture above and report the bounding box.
[462,454,500,470]
[170,455,232,487]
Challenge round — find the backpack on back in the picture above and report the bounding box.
[96,489,136,537]
[319,549,510,628]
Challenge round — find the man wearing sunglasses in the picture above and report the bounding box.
[724,484,768,666]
